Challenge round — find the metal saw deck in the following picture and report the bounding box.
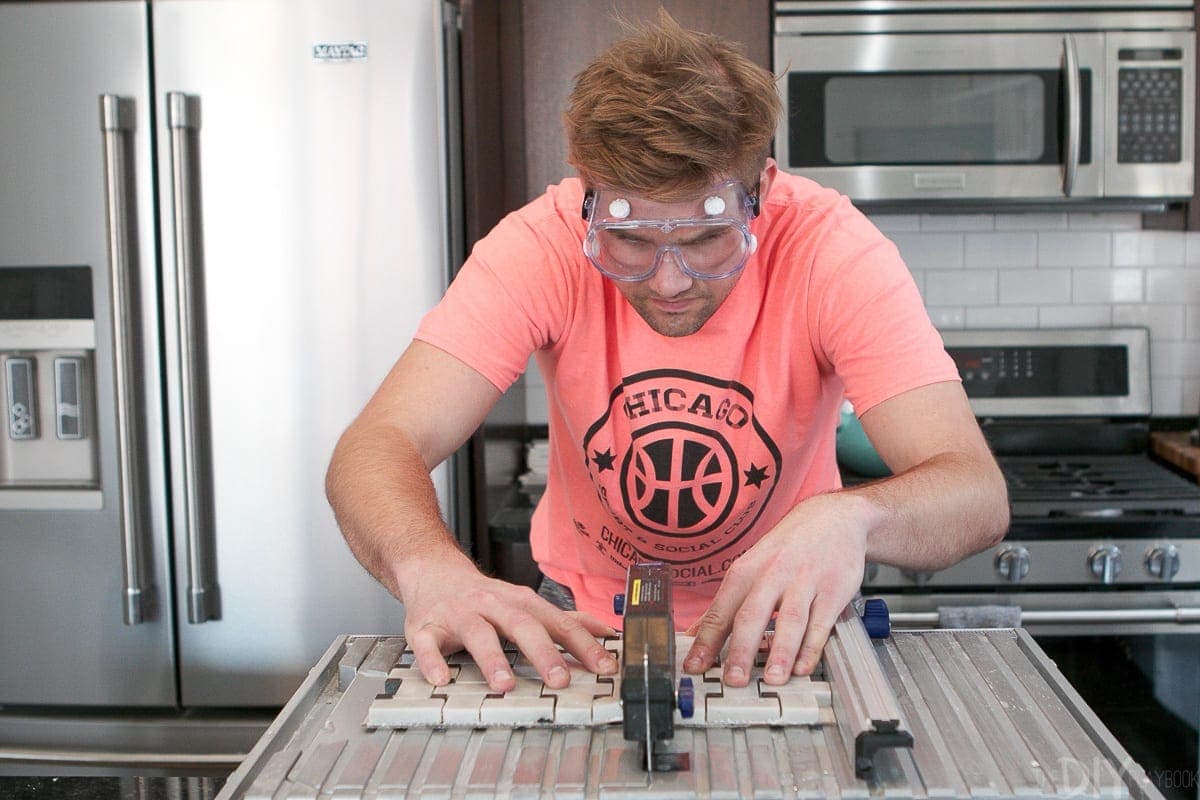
[216,629,1163,800]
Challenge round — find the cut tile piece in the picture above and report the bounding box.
[365,696,444,727]
[479,696,556,725]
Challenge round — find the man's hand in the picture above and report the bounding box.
[681,492,876,687]
[398,548,620,693]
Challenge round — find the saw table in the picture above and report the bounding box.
[216,627,1163,800]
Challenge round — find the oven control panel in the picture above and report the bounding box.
[949,345,1129,399]
[864,539,1197,589]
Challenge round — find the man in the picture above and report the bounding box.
[326,13,1008,696]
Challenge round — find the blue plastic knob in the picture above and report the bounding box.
[678,677,695,718]
[613,593,625,616]
[861,597,891,639]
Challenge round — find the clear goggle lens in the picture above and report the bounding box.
[582,181,758,282]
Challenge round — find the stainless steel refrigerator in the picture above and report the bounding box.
[0,0,460,720]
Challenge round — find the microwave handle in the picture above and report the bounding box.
[99,95,153,626]
[166,92,222,624]
[1062,34,1081,197]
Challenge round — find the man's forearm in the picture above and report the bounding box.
[846,450,1009,571]
[325,422,466,598]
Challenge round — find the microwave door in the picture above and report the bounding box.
[775,32,1106,203]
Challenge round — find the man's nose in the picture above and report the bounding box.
[646,249,693,296]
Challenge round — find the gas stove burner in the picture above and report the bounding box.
[1000,454,1200,518]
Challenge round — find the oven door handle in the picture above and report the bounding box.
[892,606,1200,627]
[1061,34,1081,197]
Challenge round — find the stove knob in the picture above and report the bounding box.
[1145,544,1181,581]
[995,546,1031,583]
[1087,545,1122,584]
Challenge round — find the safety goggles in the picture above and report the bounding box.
[580,181,760,282]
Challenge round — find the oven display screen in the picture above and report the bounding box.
[947,345,1128,397]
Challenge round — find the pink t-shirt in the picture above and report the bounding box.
[416,172,958,628]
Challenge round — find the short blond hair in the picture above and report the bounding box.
[564,10,781,201]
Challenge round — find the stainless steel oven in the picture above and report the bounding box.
[774,1,1196,206]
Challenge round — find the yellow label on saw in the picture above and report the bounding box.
[631,578,642,606]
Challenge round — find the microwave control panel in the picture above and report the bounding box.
[1117,50,1183,164]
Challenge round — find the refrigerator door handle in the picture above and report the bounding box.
[167,92,221,624]
[99,95,153,626]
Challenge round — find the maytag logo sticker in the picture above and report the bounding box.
[312,42,368,62]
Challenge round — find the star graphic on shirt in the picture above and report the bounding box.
[744,463,770,488]
[592,448,616,472]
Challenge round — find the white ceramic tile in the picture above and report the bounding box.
[907,268,926,297]
[867,213,920,233]
[1113,231,1186,267]
[998,269,1070,305]
[965,306,1038,328]
[366,696,444,727]
[1038,232,1112,268]
[919,214,994,232]
[1182,379,1200,417]
[1153,379,1185,416]
[924,270,996,306]
[1111,304,1186,340]
[964,233,1038,269]
[1067,212,1142,230]
[1184,233,1200,265]
[1038,305,1112,328]
[1072,269,1143,304]
[1186,306,1200,339]
[1151,341,1200,378]
[926,306,966,330]
[995,212,1068,231]
[1145,269,1200,304]
[889,233,965,269]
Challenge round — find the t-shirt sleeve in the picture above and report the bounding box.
[809,201,959,414]
[415,192,580,392]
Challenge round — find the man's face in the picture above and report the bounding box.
[585,180,765,337]
[613,245,742,337]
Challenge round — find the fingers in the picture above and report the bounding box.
[793,598,841,675]
[683,568,751,676]
[549,611,619,676]
[406,622,454,686]
[762,594,812,685]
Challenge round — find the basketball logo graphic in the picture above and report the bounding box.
[623,422,736,534]
[581,369,781,569]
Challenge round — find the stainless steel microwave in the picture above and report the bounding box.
[774,0,1196,207]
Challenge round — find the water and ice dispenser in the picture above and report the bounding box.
[0,266,98,495]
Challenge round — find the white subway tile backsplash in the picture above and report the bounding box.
[1187,306,1200,340]
[1111,304,1186,341]
[867,214,921,233]
[919,214,994,232]
[1184,233,1200,265]
[927,306,966,330]
[1038,232,1111,267]
[1067,212,1142,230]
[998,269,1070,305]
[1145,269,1200,305]
[890,233,964,269]
[1038,305,1112,328]
[924,270,997,306]
[965,306,1038,328]
[1183,379,1200,417]
[964,233,1037,268]
[1151,341,1200,378]
[1153,379,1185,416]
[1071,269,1143,304]
[1112,231,1186,267]
[995,212,1068,231]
